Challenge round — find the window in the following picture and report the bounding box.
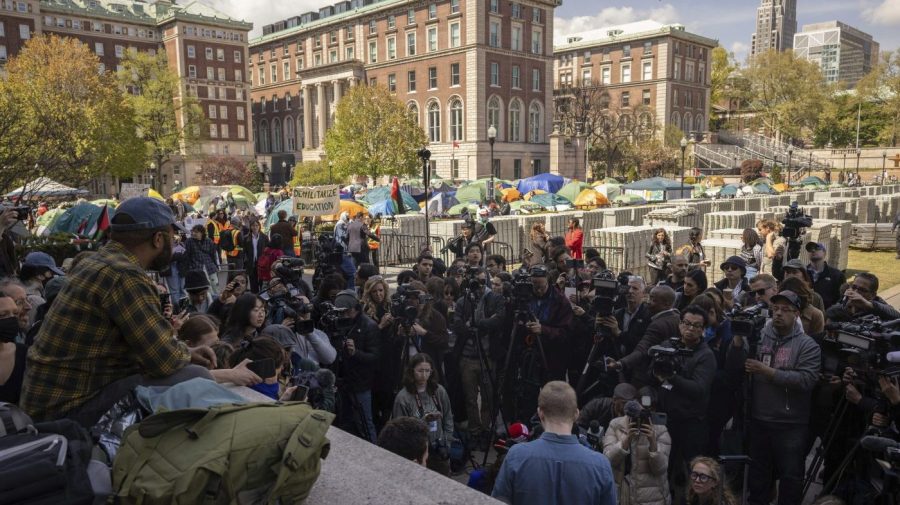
[330,30,337,45]
[428,4,437,19]
[489,0,499,13]
[427,27,437,52]
[642,61,652,81]
[532,68,541,90]
[674,59,681,80]
[387,15,395,29]
[581,69,591,84]
[406,31,416,56]
[428,67,437,88]
[188,65,198,78]
[508,99,521,142]
[238,125,245,139]
[237,106,244,120]
[533,7,542,23]
[450,22,460,47]
[387,36,396,59]
[206,67,214,80]
[685,61,695,82]
[217,68,225,81]
[513,159,521,179]
[235,69,243,82]
[272,120,282,152]
[114,45,124,57]
[450,0,459,14]
[621,91,630,107]
[270,63,277,83]
[95,42,104,55]
[209,124,218,138]
[407,8,415,24]
[642,89,651,105]
[369,41,377,63]
[583,50,591,64]
[297,56,304,69]
[219,105,228,119]
[529,102,541,143]
[623,44,631,58]
[388,73,396,92]
[315,36,322,48]
[622,64,631,83]
[217,48,224,61]
[428,102,440,142]
[346,26,354,40]
[209,104,217,119]
[531,29,542,54]
[408,102,419,124]
[234,50,242,63]
[283,61,290,80]
[449,99,463,141]
[408,70,416,92]
[450,63,460,86]
[451,159,459,179]
[187,45,195,58]
[329,49,337,63]
[205,47,213,59]
[285,120,294,150]
[346,47,354,60]
[313,53,321,66]
[488,96,501,137]
[489,21,500,48]
[511,25,522,51]
[511,2,522,18]
[643,41,652,54]
[490,62,499,86]
[369,19,377,35]
[533,159,542,174]
[511,65,520,88]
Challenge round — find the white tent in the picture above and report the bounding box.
[5,177,88,198]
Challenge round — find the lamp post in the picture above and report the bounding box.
[328,161,333,184]
[787,147,793,187]
[882,150,888,186]
[680,137,688,198]
[856,148,861,184]
[808,152,813,178]
[488,124,497,203]
[282,161,287,185]
[418,148,432,251]
[212,179,217,186]
[149,162,157,192]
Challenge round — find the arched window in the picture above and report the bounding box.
[253,121,259,153]
[694,114,704,132]
[407,102,419,126]
[285,116,295,151]
[428,101,441,143]
[682,112,692,135]
[449,98,463,142]
[297,117,305,149]
[487,96,502,140]
[259,120,270,153]
[528,101,542,143]
[671,112,681,128]
[508,99,521,142]
[272,118,283,152]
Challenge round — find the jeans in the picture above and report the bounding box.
[459,356,493,437]
[354,390,377,443]
[341,255,357,290]
[748,420,809,505]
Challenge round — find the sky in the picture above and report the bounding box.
[206,0,900,63]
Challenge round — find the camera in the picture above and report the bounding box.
[781,202,813,260]
[589,270,619,318]
[511,271,534,302]
[5,206,30,221]
[312,233,345,290]
[390,285,421,328]
[319,302,353,336]
[726,302,768,357]
[267,293,313,329]
[648,339,694,379]
[158,293,170,313]
[274,258,305,283]
[821,316,900,379]
[459,266,485,292]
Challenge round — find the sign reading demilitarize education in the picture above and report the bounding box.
[292,185,340,217]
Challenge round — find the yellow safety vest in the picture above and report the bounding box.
[208,220,222,245]
[368,224,380,250]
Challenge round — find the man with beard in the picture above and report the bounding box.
[21,198,216,426]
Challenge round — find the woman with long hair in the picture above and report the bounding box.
[220,293,267,345]
[183,224,220,294]
[756,219,785,275]
[740,228,763,279]
[647,228,673,285]
[363,276,397,430]
[779,277,825,338]
[685,456,738,505]
[565,218,584,263]
[404,280,449,382]
[677,269,708,312]
[679,227,710,271]
[528,222,551,263]
[392,353,454,476]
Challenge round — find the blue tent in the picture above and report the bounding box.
[360,185,419,210]
[367,199,398,217]
[264,199,294,229]
[530,193,572,209]
[516,173,566,195]
[48,202,112,237]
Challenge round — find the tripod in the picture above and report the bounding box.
[396,325,422,394]
[576,322,617,403]
[802,396,850,499]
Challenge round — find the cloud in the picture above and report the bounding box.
[554,4,680,40]
[204,0,327,36]
[730,41,749,64]
[863,0,900,26]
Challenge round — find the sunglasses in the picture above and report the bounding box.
[722,265,741,272]
[690,471,715,483]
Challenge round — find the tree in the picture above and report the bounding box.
[0,35,144,197]
[118,50,205,192]
[323,84,427,183]
[290,161,334,187]
[742,50,828,141]
[812,94,885,148]
[196,155,258,187]
[741,159,764,182]
[857,50,900,147]
[710,46,738,115]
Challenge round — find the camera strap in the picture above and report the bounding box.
[413,391,442,417]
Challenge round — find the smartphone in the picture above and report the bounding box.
[295,319,315,334]
[13,206,30,221]
[290,385,310,402]
[159,293,170,312]
[247,358,276,379]
[178,297,190,312]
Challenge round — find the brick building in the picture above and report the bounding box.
[550,21,716,179]
[0,0,253,196]
[249,0,559,183]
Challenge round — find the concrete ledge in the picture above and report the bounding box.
[228,386,501,505]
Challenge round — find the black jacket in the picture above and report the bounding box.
[808,262,845,310]
[614,303,652,358]
[619,309,681,388]
[657,340,717,421]
[451,290,507,362]
[241,232,269,269]
[335,313,381,393]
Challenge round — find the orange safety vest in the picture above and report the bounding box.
[368,224,380,250]
[292,227,301,257]
[226,226,242,257]
[208,220,222,245]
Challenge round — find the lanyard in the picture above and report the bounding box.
[414,390,441,418]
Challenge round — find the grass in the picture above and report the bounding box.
[847,249,900,292]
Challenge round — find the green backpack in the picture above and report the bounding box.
[112,402,334,505]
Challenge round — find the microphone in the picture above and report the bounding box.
[860,436,900,453]
[624,400,642,419]
[886,352,900,363]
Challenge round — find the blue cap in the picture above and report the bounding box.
[23,251,65,276]
[110,197,178,232]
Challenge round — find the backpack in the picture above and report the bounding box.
[218,228,236,252]
[112,402,333,505]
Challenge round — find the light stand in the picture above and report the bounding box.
[418,148,432,253]
[680,137,687,198]
[488,125,497,204]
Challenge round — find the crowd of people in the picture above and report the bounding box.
[2,195,900,505]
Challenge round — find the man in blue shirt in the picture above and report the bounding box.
[492,381,617,505]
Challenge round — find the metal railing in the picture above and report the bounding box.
[718,130,831,175]
[693,144,747,169]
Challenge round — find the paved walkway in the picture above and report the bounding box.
[883,283,900,311]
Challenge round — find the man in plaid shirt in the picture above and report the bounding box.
[21,197,216,426]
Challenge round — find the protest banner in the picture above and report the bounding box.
[292,185,340,216]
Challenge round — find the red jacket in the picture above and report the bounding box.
[565,228,584,260]
[257,247,284,283]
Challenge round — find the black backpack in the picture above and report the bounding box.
[218,228,236,252]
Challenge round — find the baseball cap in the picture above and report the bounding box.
[23,251,65,276]
[110,197,179,232]
[783,259,805,271]
[333,289,360,310]
[771,290,802,311]
[805,242,826,253]
[613,383,638,401]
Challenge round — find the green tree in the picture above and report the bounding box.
[0,35,143,197]
[710,46,738,115]
[196,155,258,187]
[857,50,900,147]
[323,84,427,183]
[742,50,828,140]
[290,161,335,187]
[118,50,205,192]
[812,94,885,148]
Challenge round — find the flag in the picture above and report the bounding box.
[452,141,460,149]
[76,218,89,236]
[88,204,111,238]
[391,176,406,215]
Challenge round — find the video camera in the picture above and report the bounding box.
[588,270,619,318]
[459,266,485,293]
[821,316,900,379]
[266,293,314,332]
[1,206,30,221]
[726,302,769,358]
[781,202,813,260]
[273,258,305,283]
[390,285,422,328]
[312,233,344,290]
[648,338,694,379]
[318,302,354,336]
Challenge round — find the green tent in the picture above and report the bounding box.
[508,200,542,213]
[447,202,480,216]
[556,181,593,203]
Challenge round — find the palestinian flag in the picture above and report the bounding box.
[391,176,406,215]
[88,204,111,239]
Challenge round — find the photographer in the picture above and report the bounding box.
[260,298,337,368]
[527,266,574,381]
[311,273,347,324]
[207,272,248,322]
[746,291,821,505]
[451,267,506,449]
[748,274,778,308]
[331,289,380,443]
[610,286,680,388]
[655,305,717,478]
[400,280,449,382]
[830,273,900,322]
[590,276,651,376]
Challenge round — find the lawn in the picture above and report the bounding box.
[847,249,900,292]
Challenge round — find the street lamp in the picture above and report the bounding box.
[808,152,813,178]
[680,137,688,198]
[418,148,432,251]
[882,150,888,186]
[328,161,333,184]
[787,147,793,187]
[149,162,157,192]
[488,124,497,203]
[212,179,217,186]
[281,161,287,185]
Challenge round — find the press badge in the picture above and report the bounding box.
[428,420,439,433]
[761,354,772,368]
